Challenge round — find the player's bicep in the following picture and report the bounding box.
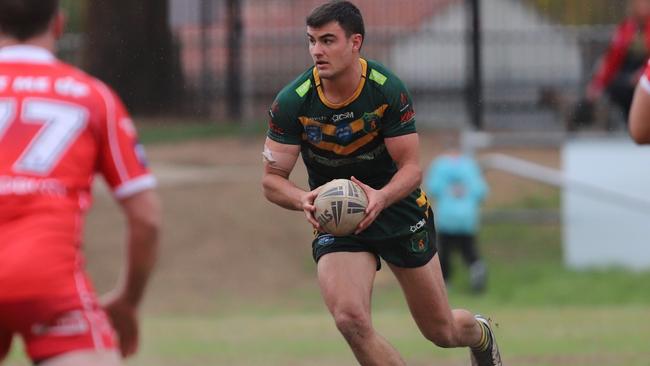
[263,137,300,178]
[385,133,420,169]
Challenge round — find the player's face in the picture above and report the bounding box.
[307,21,360,80]
[632,0,650,18]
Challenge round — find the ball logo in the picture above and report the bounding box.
[347,201,365,214]
[330,200,343,226]
[320,186,345,198]
[317,209,333,226]
[313,179,368,236]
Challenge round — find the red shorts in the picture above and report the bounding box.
[0,283,117,362]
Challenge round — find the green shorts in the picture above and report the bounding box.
[311,209,437,270]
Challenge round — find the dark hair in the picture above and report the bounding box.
[0,0,59,41]
[306,1,365,41]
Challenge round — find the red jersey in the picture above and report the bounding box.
[589,18,650,93]
[0,45,156,301]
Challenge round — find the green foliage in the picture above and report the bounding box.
[60,0,86,33]
[526,0,627,25]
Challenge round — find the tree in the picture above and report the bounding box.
[226,0,243,120]
[83,0,181,114]
[526,0,625,25]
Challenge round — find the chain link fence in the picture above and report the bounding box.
[61,0,631,130]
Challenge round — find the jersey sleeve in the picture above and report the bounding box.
[380,76,417,137]
[266,93,303,145]
[95,83,156,199]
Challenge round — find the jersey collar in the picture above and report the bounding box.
[313,58,367,109]
[0,45,56,63]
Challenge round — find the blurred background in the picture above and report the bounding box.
[7,0,648,365]
[58,0,632,128]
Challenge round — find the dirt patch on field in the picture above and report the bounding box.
[83,133,560,314]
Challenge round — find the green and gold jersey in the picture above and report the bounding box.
[267,58,417,190]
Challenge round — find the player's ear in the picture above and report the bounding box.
[351,34,363,52]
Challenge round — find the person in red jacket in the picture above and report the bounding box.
[586,0,650,121]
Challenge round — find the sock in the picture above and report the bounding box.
[471,320,492,352]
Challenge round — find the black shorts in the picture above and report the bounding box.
[312,218,437,270]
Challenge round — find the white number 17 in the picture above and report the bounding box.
[0,98,88,175]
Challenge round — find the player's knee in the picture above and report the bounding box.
[423,327,456,348]
[332,308,372,341]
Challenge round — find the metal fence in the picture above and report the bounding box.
[65,0,631,130]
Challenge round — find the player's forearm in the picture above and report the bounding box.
[629,86,650,144]
[118,190,161,307]
[122,221,159,306]
[380,163,422,207]
[262,173,306,211]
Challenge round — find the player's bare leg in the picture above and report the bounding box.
[317,252,405,366]
[388,254,483,347]
[38,350,122,366]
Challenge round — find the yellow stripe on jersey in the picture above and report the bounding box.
[313,58,368,109]
[416,190,431,218]
[308,131,380,155]
[298,104,388,136]
[297,104,388,155]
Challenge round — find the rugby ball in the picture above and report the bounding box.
[313,179,368,236]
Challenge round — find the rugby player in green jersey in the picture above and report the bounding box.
[261,1,502,365]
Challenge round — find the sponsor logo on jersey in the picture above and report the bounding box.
[331,111,354,123]
[316,234,335,246]
[306,144,386,167]
[335,124,353,143]
[0,176,66,196]
[399,93,415,123]
[12,76,50,93]
[305,124,323,143]
[410,218,426,233]
[269,101,280,118]
[409,230,429,253]
[134,141,149,167]
[268,119,284,135]
[0,76,9,92]
[400,93,409,108]
[31,310,89,336]
[55,77,89,98]
[400,109,415,124]
[362,112,379,133]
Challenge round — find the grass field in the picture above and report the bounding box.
[5,131,650,365]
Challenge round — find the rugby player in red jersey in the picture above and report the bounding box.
[0,1,160,364]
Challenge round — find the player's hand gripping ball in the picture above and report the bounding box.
[313,179,368,236]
